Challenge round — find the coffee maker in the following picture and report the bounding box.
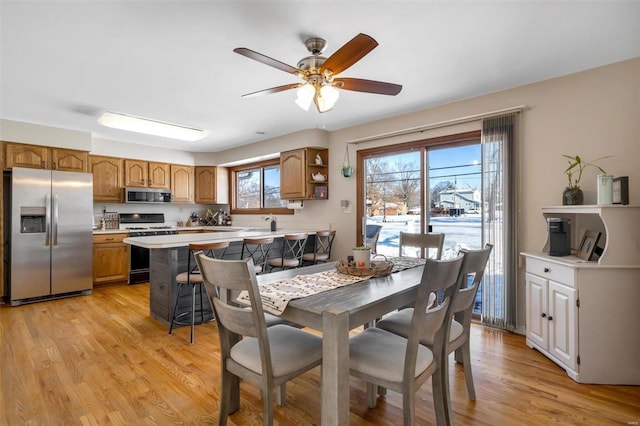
[548,218,571,256]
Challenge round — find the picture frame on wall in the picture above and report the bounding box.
[577,230,601,261]
[612,176,629,205]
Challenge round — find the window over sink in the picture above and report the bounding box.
[230,158,291,215]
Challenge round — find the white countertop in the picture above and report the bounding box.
[123,228,317,249]
[93,225,241,235]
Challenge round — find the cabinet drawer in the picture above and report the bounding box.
[93,233,128,244]
[526,257,575,287]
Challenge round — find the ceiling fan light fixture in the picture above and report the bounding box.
[315,84,340,113]
[97,111,208,141]
[295,84,315,111]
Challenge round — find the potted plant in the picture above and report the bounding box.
[352,246,371,268]
[562,154,611,205]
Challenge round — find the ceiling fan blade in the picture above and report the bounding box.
[334,78,402,96]
[320,33,378,76]
[241,83,300,98]
[234,48,301,75]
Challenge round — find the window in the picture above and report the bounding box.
[230,159,291,215]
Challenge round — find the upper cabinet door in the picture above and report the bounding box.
[195,166,217,204]
[51,148,89,172]
[4,143,49,169]
[124,159,148,187]
[148,162,170,189]
[171,164,194,203]
[90,155,123,202]
[280,148,306,199]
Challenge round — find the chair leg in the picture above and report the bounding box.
[190,284,196,344]
[168,283,183,335]
[431,367,449,426]
[276,383,286,406]
[402,389,416,426]
[366,382,377,408]
[263,386,275,426]
[219,369,233,426]
[199,282,205,324]
[460,339,475,400]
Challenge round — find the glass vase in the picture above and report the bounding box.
[562,187,584,205]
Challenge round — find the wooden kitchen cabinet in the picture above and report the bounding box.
[90,155,123,202]
[522,205,640,385]
[170,164,194,203]
[280,147,328,200]
[50,148,89,172]
[4,143,88,172]
[124,159,170,189]
[194,166,217,203]
[93,233,130,285]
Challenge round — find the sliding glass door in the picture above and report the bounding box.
[361,136,484,313]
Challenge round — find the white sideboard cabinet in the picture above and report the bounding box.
[521,205,640,385]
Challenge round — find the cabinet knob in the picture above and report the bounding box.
[548,316,553,321]
[541,313,546,318]
[543,267,550,273]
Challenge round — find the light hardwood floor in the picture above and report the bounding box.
[1,283,639,425]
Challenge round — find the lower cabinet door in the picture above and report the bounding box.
[548,280,577,370]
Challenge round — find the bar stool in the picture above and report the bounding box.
[169,241,229,343]
[302,230,336,265]
[241,237,274,275]
[267,233,308,272]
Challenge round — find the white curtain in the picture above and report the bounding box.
[481,113,518,331]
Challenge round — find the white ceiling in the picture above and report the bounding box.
[2,1,640,153]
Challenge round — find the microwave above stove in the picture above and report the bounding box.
[125,187,172,203]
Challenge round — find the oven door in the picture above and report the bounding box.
[129,244,150,284]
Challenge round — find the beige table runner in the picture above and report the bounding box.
[237,270,370,316]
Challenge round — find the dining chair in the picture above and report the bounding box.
[398,231,445,259]
[302,230,336,265]
[241,236,274,274]
[364,224,383,254]
[348,254,465,425]
[267,233,308,272]
[376,244,493,424]
[195,254,323,426]
[169,241,229,344]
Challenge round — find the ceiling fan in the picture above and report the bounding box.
[233,33,402,113]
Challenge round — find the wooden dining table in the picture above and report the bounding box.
[255,261,426,425]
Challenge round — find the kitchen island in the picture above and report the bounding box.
[124,228,320,325]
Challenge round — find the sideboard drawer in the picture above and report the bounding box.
[526,257,575,287]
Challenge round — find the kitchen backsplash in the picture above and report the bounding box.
[93,203,229,226]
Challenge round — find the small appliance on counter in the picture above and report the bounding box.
[548,217,571,256]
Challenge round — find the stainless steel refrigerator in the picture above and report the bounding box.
[10,167,93,305]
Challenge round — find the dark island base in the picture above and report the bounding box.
[148,237,315,326]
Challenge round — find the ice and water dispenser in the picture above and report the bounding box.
[20,207,46,233]
[547,218,571,256]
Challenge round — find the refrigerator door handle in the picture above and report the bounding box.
[53,193,59,246]
[45,193,51,246]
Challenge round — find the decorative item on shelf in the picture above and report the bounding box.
[315,154,323,165]
[562,154,612,205]
[352,246,371,269]
[596,174,614,204]
[577,230,601,261]
[342,144,354,178]
[314,185,327,199]
[311,172,327,182]
[612,176,629,205]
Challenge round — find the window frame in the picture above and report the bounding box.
[229,158,292,215]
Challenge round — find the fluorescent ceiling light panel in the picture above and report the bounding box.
[98,111,208,141]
